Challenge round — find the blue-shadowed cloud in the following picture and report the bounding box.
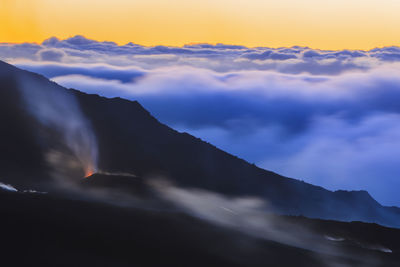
[37,49,66,62]
[16,62,145,83]
[2,35,400,206]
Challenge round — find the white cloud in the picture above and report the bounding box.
[3,36,400,206]
[2,35,400,74]
[0,182,18,192]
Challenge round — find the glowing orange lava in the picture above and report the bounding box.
[84,168,95,178]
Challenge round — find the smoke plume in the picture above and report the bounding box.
[17,73,98,182]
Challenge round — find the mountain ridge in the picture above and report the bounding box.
[0,59,399,227]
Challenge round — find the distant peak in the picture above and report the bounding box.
[333,189,379,205]
[335,189,370,195]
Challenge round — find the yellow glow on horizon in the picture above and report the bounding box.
[1,0,400,50]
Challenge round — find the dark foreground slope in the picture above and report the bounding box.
[0,59,400,227]
[1,188,400,267]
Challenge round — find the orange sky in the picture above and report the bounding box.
[1,0,400,49]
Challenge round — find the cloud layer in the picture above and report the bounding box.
[4,35,400,74]
[2,36,400,206]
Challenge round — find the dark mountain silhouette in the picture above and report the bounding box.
[0,59,400,228]
[81,173,149,197]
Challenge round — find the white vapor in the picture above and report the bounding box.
[0,182,18,192]
[17,72,98,181]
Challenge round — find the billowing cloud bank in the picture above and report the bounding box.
[2,36,400,206]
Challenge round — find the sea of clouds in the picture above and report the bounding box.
[2,35,400,206]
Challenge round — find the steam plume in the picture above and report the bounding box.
[18,73,98,180]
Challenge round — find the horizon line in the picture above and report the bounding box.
[2,35,400,52]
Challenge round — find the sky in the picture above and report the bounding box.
[1,0,400,49]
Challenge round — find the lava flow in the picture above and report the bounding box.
[84,167,96,178]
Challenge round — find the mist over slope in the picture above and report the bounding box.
[3,187,400,267]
